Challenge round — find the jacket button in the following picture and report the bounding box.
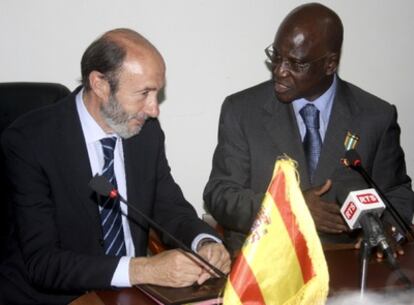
[99,238,104,246]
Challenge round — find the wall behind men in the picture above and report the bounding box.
[1,0,413,215]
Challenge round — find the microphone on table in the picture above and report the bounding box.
[343,149,414,241]
[340,134,413,289]
[338,178,413,288]
[339,185,390,251]
[88,174,226,279]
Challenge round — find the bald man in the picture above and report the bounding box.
[0,29,230,304]
[204,3,414,254]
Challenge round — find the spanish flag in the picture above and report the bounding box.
[223,157,329,305]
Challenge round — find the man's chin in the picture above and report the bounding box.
[123,127,142,139]
[109,124,142,139]
[275,92,295,104]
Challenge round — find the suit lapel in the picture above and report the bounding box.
[262,93,310,188]
[123,135,144,218]
[314,79,358,185]
[57,93,102,233]
[122,133,148,254]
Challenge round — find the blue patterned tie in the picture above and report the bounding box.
[99,137,126,256]
[299,104,322,183]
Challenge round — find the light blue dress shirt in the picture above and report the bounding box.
[292,75,338,142]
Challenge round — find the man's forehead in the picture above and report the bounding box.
[122,60,144,75]
[275,24,323,53]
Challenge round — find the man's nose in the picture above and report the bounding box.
[145,99,160,118]
[273,60,290,78]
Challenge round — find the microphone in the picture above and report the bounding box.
[344,149,362,168]
[336,172,390,246]
[339,185,394,264]
[358,213,390,251]
[89,174,226,279]
[343,149,414,240]
[340,188,385,230]
[338,181,390,250]
[339,154,413,290]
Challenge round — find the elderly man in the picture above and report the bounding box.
[0,28,230,304]
[204,3,414,254]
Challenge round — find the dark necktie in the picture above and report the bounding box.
[99,137,126,256]
[299,104,322,183]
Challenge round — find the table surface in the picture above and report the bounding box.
[70,242,414,305]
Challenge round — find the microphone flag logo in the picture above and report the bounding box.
[344,201,357,220]
[357,193,379,204]
[340,188,386,229]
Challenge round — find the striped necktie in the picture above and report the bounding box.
[299,104,322,183]
[99,137,126,256]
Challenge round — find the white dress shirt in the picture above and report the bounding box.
[75,90,220,287]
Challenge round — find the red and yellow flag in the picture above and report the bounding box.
[223,157,329,305]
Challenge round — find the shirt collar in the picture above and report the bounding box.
[292,74,337,124]
[75,89,118,144]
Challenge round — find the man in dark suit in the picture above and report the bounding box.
[204,3,414,254]
[0,28,230,304]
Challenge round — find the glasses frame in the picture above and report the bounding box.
[265,44,329,74]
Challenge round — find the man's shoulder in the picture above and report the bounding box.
[6,93,75,132]
[339,79,394,112]
[222,80,275,111]
[1,92,76,150]
[226,80,274,101]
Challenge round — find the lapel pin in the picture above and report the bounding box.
[341,131,360,166]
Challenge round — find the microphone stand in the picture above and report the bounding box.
[89,175,226,279]
[116,194,226,278]
[353,165,414,241]
[359,214,412,299]
[343,150,413,297]
[359,239,370,299]
[345,149,414,240]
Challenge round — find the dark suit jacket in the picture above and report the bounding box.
[0,87,218,305]
[204,77,414,253]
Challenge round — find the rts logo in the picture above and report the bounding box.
[357,193,379,204]
[344,201,357,220]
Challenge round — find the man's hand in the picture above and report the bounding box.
[354,223,405,261]
[196,243,231,285]
[129,249,204,287]
[303,179,348,234]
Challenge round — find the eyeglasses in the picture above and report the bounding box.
[265,44,329,74]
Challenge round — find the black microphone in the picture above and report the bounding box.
[359,213,390,251]
[344,149,414,240]
[344,149,370,186]
[360,213,412,288]
[89,174,226,279]
[344,149,362,168]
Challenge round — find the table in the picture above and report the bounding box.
[70,243,414,305]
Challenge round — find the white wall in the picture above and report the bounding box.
[1,0,413,215]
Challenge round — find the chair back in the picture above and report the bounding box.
[0,82,71,259]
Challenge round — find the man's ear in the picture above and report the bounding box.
[325,53,340,75]
[88,71,110,100]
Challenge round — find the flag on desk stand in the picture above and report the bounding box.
[223,157,329,305]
